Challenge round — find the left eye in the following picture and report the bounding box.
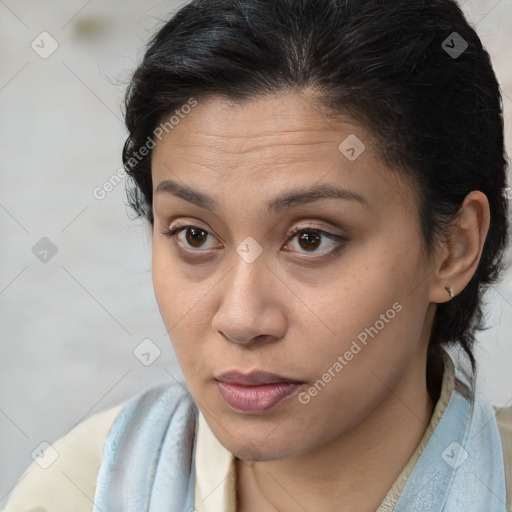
[160,225,346,256]
[285,228,344,255]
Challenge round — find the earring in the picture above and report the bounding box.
[445,286,454,299]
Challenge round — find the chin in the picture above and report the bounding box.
[214,424,311,463]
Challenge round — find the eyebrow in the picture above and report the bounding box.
[155,179,368,214]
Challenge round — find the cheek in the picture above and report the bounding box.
[152,242,176,322]
[296,240,427,408]
[151,239,216,381]
[152,238,198,322]
[304,248,411,348]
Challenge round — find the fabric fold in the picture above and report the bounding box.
[92,383,199,512]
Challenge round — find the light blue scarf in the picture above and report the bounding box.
[92,358,508,511]
[92,384,198,511]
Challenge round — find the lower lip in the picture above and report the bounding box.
[217,381,302,414]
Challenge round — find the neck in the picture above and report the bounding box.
[236,351,435,512]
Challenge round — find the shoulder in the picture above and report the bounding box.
[2,402,124,512]
[495,405,512,511]
[2,383,195,512]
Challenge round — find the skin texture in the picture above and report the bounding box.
[150,92,490,512]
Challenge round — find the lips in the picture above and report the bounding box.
[216,370,303,386]
[215,371,304,413]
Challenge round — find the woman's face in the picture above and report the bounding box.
[151,93,436,461]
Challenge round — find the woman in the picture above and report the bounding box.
[4,0,512,510]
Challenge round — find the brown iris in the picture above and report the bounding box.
[298,231,321,252]
[185,227,209,248]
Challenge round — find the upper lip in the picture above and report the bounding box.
[216,370,304,386]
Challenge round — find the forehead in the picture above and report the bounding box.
[151,93,415,216]
[152,93,366,164]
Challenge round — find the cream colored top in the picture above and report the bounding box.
[3,357,512,512]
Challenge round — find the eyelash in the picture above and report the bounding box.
[160,224,347,259]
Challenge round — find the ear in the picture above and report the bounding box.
[428,191,490,304]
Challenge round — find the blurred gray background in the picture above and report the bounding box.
[0,0,511,503]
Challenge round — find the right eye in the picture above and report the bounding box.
[160,225,222,252]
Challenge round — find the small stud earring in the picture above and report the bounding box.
[445,286,454,299]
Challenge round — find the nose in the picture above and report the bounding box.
[211,251,288,346]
